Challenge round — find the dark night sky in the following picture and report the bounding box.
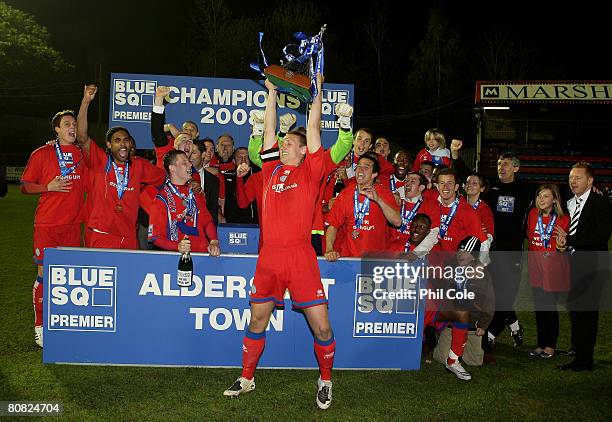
[6,0,612,81]
[3,0,612,154]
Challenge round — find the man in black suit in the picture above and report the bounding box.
[192,139,220,225]
[556,162,612,371]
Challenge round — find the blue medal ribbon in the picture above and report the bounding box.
[54,141,79,177]
[472,199,481,210]
[536,212,557,249]
[438,197,460,239]
[399,198,423,233]
[111,159,129,200]
[353,188,370,231]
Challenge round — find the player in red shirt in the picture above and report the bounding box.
[148,150,220,255]
[464,172,494,265]
[324,152,401,260]
[388,172,440,255]
[526,183,570,359]
[431,169,487,252]
[386,149,410,202]
[21,108,88,347]
[224,75,335,410]
[344,128,394,181]
[76,85,166,249]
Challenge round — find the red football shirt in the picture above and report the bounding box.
[21,143,88,226]
[432,196,487,251]
[326,183,398,257]
[527,208,569,252]
[411,147,451,171]
[388,195,439,252]
[154,137,175,169]
[472,199,495,237]
[262,147,324,247]
[84,142,165,238]
[149,183,217,252]
[312,149,339,233]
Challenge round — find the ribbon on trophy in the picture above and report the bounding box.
[251,25,327,102]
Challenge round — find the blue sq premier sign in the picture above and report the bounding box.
[47,265,117,332]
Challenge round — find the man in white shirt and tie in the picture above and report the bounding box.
[555,162,612,372]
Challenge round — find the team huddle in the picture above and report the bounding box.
[21,76,612,409]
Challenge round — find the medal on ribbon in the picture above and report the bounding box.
[111,159,129,200]
[536,212,557,252]
[251,25,326,102]
[54,141,79,178]
[399,198,423,234]
[438,197,459,239]
[352,188,370,239]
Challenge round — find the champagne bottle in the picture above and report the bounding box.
[177,237,193,287]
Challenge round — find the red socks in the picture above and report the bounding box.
[241,330,266,380]
[447,323,468,365]
[314,335,336,381]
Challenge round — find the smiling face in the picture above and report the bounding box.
[409,215,431,245]
[425,134,441,151]
[536,188,554,213]
[106,129,131,164]
[393,150,410,179]
[353,130,372,157]
[437,174,459,204]
[55,115,77,145]
[465,175,485,198]
[356,157,378,187]
[280,133,306,166]
[174,133,193,158]
[404,173,425,199]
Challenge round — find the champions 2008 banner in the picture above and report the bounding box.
[109,73,355,150]
[43,249,425,370]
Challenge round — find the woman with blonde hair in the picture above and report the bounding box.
[526,183,570,358]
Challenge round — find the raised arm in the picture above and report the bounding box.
[77,84,98,154]
[152,86,171,148]
[329,103,354,164]
[263,80,278,151]
[306,74,323,153]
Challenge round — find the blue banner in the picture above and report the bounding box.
[43,249,424,370]
[109,73,355,150]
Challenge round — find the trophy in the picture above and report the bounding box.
[251,25,326,102]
